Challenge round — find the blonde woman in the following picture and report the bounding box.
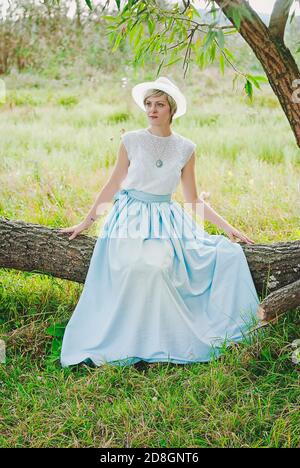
[59,76,264,368]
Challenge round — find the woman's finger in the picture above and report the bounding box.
[241,234,255,244]
[235,232,247,242]
[243,238,255,244]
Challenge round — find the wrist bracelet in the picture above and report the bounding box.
[90,216,96,222]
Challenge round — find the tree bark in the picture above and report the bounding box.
[215,0,300,147]
[1,217,299,321]
[269,0,294,42]
[261,279,300,321]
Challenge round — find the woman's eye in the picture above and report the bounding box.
[146,102,164,106]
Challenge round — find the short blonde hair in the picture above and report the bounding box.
[143,89,177,124]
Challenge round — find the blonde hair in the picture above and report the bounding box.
[143,89,177,124]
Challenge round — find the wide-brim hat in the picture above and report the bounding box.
[131,76,187,119]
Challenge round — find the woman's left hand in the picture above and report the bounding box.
[223,225,255,244]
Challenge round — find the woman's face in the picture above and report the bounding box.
[144,95,171,125]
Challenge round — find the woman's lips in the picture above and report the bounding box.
[150,116,158,119]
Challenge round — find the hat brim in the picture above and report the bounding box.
[131,81,187,119]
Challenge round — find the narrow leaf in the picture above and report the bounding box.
[219,53,225,75]
[245,79,253,100]
[85,0,93,10]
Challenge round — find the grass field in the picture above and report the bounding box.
[0,66,299,448]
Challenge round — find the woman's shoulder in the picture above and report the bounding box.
[122,128,144,137]
[175,131,195,143]
[175,132,197,150]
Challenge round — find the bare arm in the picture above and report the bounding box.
[59,140,129,239]
[181,152,231,230]
[181,152,255,244]
[82,141,129,224]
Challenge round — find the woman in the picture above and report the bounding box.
[59,76,265,368]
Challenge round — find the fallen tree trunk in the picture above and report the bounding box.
[1,217,299,322]
[261,279,300,321]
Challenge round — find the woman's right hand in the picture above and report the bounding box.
[58,219,91,240]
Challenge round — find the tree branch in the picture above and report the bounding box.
[269,0,294,42]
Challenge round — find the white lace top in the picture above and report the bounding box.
[120,128,196,195]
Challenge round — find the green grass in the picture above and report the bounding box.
[0,306,299,448]
[0,65,299,447]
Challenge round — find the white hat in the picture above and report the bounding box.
[131,76,187,119]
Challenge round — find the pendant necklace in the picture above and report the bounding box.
[146,130,173,168]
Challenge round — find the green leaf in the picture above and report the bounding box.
[112,30,123,52]
[85,0,93,10]
[157,58,165,76]
[246,74,268,90]
[147,18,155,35]
[250,75,268,83]
[219,53,225,75]
[210,42,216,62]
[196,50,207,69]
[223,28,238,35]
[289,10,296,23]
[46,323,67,337]
[189,4,202,18]
[102,15,117,22]
[232,9,241,29]
[228,3,254,28]
[232,73,240,91]
[216,29,225,49]
[115,0,121,10]
[122,0,139,14]
[208,3,218,20]
[223,46,236,62]
[203,30,217,53]
[246,74,261,89]
[51,339,62,354]
[129,23,139,45]
[133,23,144,48]
[164,56,182,67]
[245,79,253,100]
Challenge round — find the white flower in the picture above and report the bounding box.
[291,339,300,349]
[291,348,300,365]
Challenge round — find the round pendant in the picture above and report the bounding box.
[156,159,163,168]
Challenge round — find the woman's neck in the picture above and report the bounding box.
[147,125,173,137]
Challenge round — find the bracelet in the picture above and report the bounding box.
[90,216,96,222]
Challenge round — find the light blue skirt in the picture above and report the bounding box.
[60,188,261,368]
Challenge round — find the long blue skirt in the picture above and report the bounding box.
[60,188,261,368]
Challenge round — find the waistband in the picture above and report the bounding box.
[113,189,172,203]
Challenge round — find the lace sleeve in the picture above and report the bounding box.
[121,132,132,160]
[182,139,196,168]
